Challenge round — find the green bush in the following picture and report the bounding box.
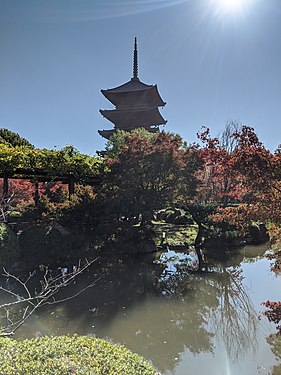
[0,223,20,268]
[0,335,158,375]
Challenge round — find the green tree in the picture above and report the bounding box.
[102,129,202,223]
[0,128,34,148]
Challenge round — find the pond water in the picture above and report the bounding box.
[1,244,281,375]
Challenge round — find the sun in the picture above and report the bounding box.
[219,0,244,10]
[213,0,246,13]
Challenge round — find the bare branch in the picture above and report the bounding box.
[0,257,99,336]
[45,276,101,306]
[2,268,34,299]
[0,192,16,222]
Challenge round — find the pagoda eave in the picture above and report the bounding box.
[98,125,161,140]
[100,108,167,129]
[101,86,166,108]
[101,78,152,94]
[98,129,115,140]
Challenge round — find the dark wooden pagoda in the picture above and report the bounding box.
[98,38,167,139]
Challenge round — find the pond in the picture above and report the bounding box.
[1,244,280,375]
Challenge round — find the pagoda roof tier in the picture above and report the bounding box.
[101,80,166,108]
[97,129,115,139]
[103,77,151,93]
[100,107,167,129]
[98,126,159,140]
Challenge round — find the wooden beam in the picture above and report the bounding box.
[68,175,75,198]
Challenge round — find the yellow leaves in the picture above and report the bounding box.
[0,145,106,179]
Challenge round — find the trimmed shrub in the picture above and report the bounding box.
[0,335,158,375]
[0,223,20,268]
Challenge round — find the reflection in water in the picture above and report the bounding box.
[209,268,257,361]
[267,334,281,375]
[104,299,213,374]
[0,245,280,374]
[156,251,258,366]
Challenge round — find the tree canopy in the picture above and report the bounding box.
[0,128,34,148]
[101,129,202,221]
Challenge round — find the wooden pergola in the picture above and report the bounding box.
[0,169,100,205]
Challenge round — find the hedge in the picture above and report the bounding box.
[0,335,159,375]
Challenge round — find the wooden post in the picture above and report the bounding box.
[3,175,9,198]
[34,181,39,206]
[68,175,75,198]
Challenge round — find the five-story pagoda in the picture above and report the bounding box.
[98,38,167,139]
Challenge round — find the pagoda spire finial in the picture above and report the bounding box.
[133,37,138,80]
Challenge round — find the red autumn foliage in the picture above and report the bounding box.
[231,126,280,194]
[0,179,68,211]
[262,301,281,335]
[0,179,34,205]
[197,126,281,238]
[197,126,245,204]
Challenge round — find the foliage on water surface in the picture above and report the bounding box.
[0,335,158,375]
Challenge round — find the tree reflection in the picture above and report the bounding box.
[84,255,214,374]
[158,260,258,362]
[7,250,259,374]
[267,334,281,375]
[209,268,258,361]
[102,297,214,374]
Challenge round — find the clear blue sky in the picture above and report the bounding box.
[0,0,280,155]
